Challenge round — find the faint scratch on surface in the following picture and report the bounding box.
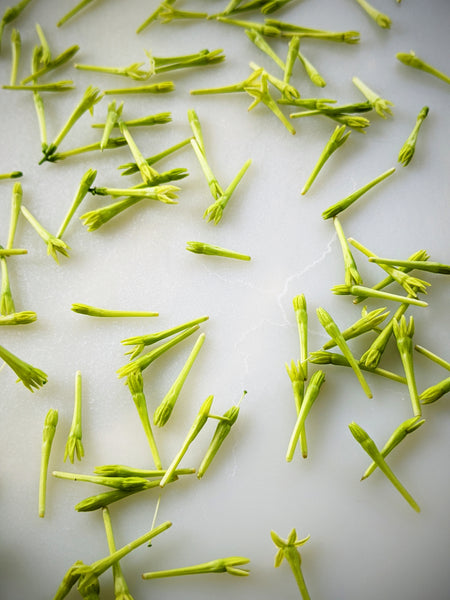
[277,231,337,324]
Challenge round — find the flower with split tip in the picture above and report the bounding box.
[186,241,251,261]
[203,159,251,224]
[354,0,391,29]
[362,416,425,479]
[292,294,308,377]
[0,0,33,52]
[244,72,296,135]
[348,421,420,512]
[396,51,450,84]
[316,307,372,398]
[245,27,285,71]
[142,556,250,579]
[39,408,58,518]
[197,391,246,479]
[352,76,393,118]
[126,370,162,468]
[286,361,307,457]
[264,19,360,43]
[271,528,311,599]
[322,307,389,350]
[332,283,427,307]
[64,371,84,463]
[75,61,150,81]
[302,128,351,195]
[0,342,47,391]
[398,106,429,167]
[0,310,37,325]
[393,316,421,416]
[102,508,134,600]
[154,333,206,427]
[420,376,450,405]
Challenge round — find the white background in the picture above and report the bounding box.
[0,1,449,599]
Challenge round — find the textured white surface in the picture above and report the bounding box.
[0,1,449,599]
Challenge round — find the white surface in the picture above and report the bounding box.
[0,1,449,599]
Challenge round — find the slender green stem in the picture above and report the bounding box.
[302,127,350,195]
[71,304,158,317]
[397,51,450,84]
[10,28,21,85]
[57,0,97,27]
[414,345,450,371]
[286,361,307,457]
[292,295,308,377]
[154,333,206,427]
[393,316,421,416]
[420,376,450,404]
[316,307,372,398]
[39,409,58,517]
[398,106,429,166]
[322,167,395,219]
[21,45,79,83]
[331,284,428,307]
[186,241,251,261]
[271,529,311,600]
[322,307,389,350]
[57,169,97,238]
[370,257,449,275]
[103,82,175,95]
[352,76,393,118]
[142,556,250,579]
[159,395,214,487]
[309,351,406,384]
[203,159,251,224]
[333,217,362,286]
[126,370,162,468]
[7,182,22,249]
[64,371,84,463]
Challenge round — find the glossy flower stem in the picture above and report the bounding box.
[93,111,171,130]
[393,316,421,416]
[57,169,97,238]
[369,257,450,275]
[354,0,391,29]
[48,137,127,162]
[398,106,429,166]
[245,27,285,70]
[362,416,425,479]
[322,167,395,219]
[348,422,420,512]
[71,304,158,317]
[264,19,360,43]
[419,376,450,405]
[271,529,311,600]
[103,82,175,95]
[21,206,70,262]
[396,51,450,84]
[216,16,282,37]
[6,182,22,249]
[186,241,251,261]
[190,138,223,200]
[41,85,102,162]
[53,471,158,491]
[352,76,393,118]
[309,351,406,384]
[94,465,195,478]
[117,326,200,379]
[297,45,326,87]
[142,556,250,579]
[136,0,176,33]
[64,371,84,463]
[57,0,97,27]
[119,137,190,176]
[292,295,308,377]
[159,395,214,487]
[414,345,450,371]
[203,159,252,224]
[316,307,372,398]
[35,23,51,64]
[332,218,362,287]
[0,343,47,390]
[0,257,14,315]
[197,391,245,478]
[39,409,58,517]
[154,334,206,427]
[302,127,350,195]
[331,284,428,307]
[245,72,296,134]
[97,100,123,151]
[119,119,159,185]
[3,81,74,92]
[9,28,21,85]
[283,35,299,85]
[75,61,150,80]
[0,0,32,52]
[102,507,133,600]
[286,370,325,461]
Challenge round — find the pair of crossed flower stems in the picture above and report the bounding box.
[187,109,252,225]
